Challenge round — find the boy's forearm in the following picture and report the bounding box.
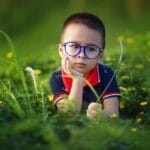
[101,109,119,118]
[68,78,83,112]
[103,97,119,117]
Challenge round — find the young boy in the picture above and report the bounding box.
[50,12,121,119]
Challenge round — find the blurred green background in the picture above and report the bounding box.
[0,0,150,61]
[0,2,150,149]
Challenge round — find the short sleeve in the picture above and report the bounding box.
[50,71,68,104]
[100,65,121,100]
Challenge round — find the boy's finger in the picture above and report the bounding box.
[87,109,95,119]
[88,102,102,111]
[87,109,98,119]
[90,110,98,116]
[64,57,72,75]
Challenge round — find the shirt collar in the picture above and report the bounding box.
[61,64,101,92]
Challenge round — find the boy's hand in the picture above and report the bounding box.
[61,56,83,78]
[86,102,102,120]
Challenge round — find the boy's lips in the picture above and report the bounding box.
[74,63,86,68]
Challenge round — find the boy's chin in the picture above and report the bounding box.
[73,68,86,74]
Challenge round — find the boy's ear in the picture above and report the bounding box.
[99,52,104,59]
[58,44,63,58]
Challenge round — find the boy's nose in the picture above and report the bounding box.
[77,47,85,58]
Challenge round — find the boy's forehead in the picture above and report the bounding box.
[63,23,102,34]
[61,23,103,44]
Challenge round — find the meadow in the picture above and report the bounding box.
[0,0,150,149]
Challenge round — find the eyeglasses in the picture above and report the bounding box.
[62,41,103,59]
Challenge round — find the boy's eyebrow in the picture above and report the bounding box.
[67,40,101,45]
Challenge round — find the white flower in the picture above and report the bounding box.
[25,66,34,73]
[25,66,38,93]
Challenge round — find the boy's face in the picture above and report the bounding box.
[59,23,104,76]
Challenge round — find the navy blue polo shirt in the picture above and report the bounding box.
[50,64,121,112]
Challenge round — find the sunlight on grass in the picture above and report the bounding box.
[0,31,150,149]
[0,12,150,150]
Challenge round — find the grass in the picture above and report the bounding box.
[0,29,150,149]
[0,2,150,148]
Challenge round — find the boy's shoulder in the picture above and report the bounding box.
[50,69,62,80]
[52,69,61,75]
[98,64,116,86]
[98,63,113,73]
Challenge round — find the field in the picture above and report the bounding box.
[0,1,150,149]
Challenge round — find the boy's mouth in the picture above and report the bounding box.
[74,63,86,68]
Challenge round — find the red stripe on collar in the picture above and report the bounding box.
[61,64,100,92]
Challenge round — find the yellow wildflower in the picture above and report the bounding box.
[34,69,42,75]
[147,57,150,62]
[6,51,13,59]
[140,101,148,106]
[147,40,150,46]
[117,35,125,42]
[105,56,111,61]
[110,113,118,118]
[119,86,128,92]
[139,111,144,115]
[136,117,142,123]
[120,63,128,70]
[135,64,144,69]
[48,94,53,102]
[0,100,3,105]
[120,102,125,109]
[126,37,135,44]
[131,128,137,132]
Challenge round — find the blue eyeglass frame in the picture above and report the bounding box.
[62,41,103,59]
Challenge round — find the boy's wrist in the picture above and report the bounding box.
[71,72,83,80]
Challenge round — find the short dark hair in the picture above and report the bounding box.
[62,12,106,49]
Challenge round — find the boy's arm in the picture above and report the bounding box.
[68,77,83,111]
[57,77,83,112]
[57,57,84,112]
[102,97,119,116]
[86,97,119,120]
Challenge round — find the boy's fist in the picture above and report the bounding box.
[86,102,102,120]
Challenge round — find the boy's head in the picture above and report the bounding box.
[59,12,106,76]
[61,12,105,49]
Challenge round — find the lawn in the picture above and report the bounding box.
[0,1,150,149]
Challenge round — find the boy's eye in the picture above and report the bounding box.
[87,46,97,52]
[69,43,80,49]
